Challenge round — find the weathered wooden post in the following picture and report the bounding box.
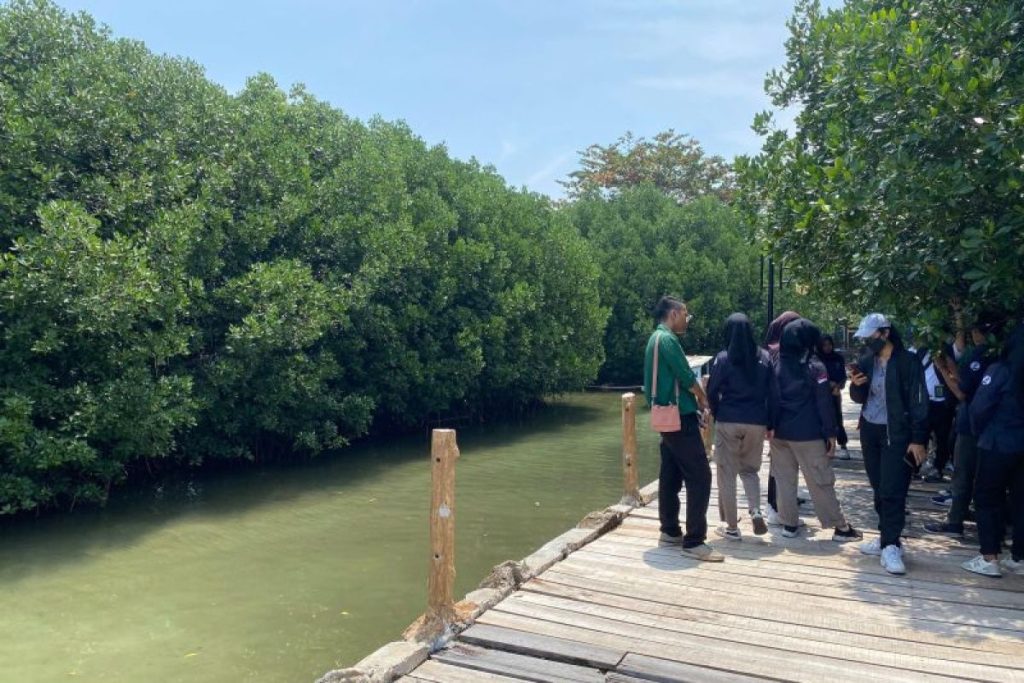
[404,428,460,642]
[620,393,641,506]
[700,376,715,456]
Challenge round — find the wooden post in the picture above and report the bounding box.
[700,376,715,456]
[620,393,641,506]
[427,428,458,625]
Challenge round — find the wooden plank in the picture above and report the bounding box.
[491,590,1020,681]
[458,623,626,670]
[433,642,604,683]
[403,660,525,683]
[617,653,775,683]
[473,609,966,683]
[533,568,1024,654]
[556,553,1024,634]
[512,585,1024,670]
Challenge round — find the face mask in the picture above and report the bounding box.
[866,337,886,355]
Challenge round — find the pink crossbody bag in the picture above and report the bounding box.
[650,333,682,433]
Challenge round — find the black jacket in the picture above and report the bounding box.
[970,361,1024,453]
[707,348,780,428]
[819,350,847,389]
[774,324,836,442]
[955,345,995,436]
[850,346,929,445]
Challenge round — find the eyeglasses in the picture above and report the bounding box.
[686,314,694,323]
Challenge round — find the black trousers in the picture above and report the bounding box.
[974,448,1024,559]
[927,400,957,473]
[659,413,711,548]
[948,433,979,527]
[831,393,848,447]
[860,421,912,548]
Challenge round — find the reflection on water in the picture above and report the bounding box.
[0,393,661,683]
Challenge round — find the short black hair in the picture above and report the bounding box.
[653,296,685,322]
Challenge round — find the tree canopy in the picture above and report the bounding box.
[738,0,1024,338]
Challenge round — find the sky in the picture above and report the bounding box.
[56,0,842,198]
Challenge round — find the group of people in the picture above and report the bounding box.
[643,296,1023,578]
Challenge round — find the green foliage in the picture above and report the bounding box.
[568,186,761,383]
[738,0,1024,339]
[561,130,735,204]
[0,0,605,514]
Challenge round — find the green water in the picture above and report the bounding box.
[0,393,662,683]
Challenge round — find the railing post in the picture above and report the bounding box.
[427,428,458,625]
[700,376,715,456]
[620,393,641,506]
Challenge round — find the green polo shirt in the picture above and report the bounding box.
[643,324,698,415]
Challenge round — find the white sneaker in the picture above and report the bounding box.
[766,506,781,526]
[881,545,906,575]
[1000,557,1024,576]
[781,525,801,538]
[715,525,742,542]
[859,537,882,556]
[963,555,1002,578]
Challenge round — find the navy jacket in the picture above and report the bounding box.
[774,356,836,442]
[819,350,847,389]
[955,345,995,436]
[970,361,1024,453]
[707,348,780,428]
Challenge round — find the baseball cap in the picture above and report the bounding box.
[854,313,891,339]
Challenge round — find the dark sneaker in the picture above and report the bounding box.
[750,510,768,536]
[923,521,964,538]
[781,525,801,538]
[715,525,742,542]
[832,526,863,543]
[931,493,952,507]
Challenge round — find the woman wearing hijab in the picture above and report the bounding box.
[771,318,862,542]
[763,311,803,524]
[706,313,780,540]
[962,323,1024,577]
[849,314,929,575]
[817,335,850,459]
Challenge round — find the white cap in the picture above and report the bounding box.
[854,313,891,339]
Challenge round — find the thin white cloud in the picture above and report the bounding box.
[525,151,574,189]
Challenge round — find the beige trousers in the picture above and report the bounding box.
[769,437,848,529]
[714,422,765,528]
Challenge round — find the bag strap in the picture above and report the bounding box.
[652,332,680,405]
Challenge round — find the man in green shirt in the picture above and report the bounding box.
[644,296,722,562]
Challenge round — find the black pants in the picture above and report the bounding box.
[831,393,848,447]
[860,421,912,548]
[974,448,1024,559]
[659,413,711,548]
[927,400,956,473]
[948,433,978,527]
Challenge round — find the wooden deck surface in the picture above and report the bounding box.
[400,397,1024,682]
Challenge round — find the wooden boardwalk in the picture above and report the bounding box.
[400,398,1024,683]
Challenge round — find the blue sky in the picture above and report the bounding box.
[57,0,841,197]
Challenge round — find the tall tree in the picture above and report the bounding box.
[562,130,735,204]
[738,0,1024,337]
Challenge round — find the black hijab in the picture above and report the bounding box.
[780,318,822,376]
[723,313,758,381]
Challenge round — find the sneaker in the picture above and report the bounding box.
[766,507,781,526]
[962,554,1001,578]
[999,557,1024,576]
[922,521,964,538]
[859,537,882,556]
[838,447,851,461]
[931,493,952,507]
[781,525,801,538]
[881,545,906,575]
[937,489,951,497]
[658,532,683,546]
[750,510,768,536]
[715,526,742,542]
[682,543,724,562]
[832,526,863,543]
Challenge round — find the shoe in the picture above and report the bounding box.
[838,447,851,460]
[944,462,955,474]
[999,557,1024,576]
[924,473,945,484]
[658,532,683,546]
[881,545,906,575]
[859,537,882,556]
[750,510,768,536]
[962,555,1001,578]
[832,526,863,543]
[937,489,951,497]
[922,521,964,538]
[766,507,781,526]
[715,526,742,542]
[781,525,801,538]
[931,494,952,507]
[682,543,724,562]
